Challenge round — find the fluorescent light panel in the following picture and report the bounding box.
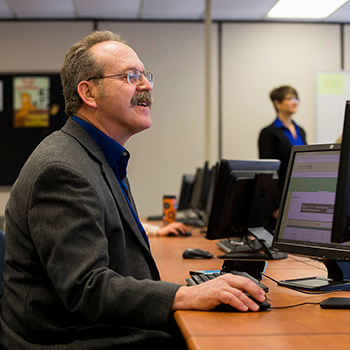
[267,0,349,19]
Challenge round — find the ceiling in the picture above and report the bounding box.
[0,0,350,23]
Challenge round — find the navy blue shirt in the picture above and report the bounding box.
[71,116,150,250]
[274,117,305,146]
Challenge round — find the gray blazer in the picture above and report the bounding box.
[0,118,181,349]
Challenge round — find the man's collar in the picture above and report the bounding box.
[71,116,129,169]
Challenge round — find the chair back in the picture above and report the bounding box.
[0,229,5,295]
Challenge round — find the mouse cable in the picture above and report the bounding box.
[270,302,320,310]
[261,273,344,295]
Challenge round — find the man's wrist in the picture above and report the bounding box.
[171,286,192,311]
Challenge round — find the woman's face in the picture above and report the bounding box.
[275,93,299,116]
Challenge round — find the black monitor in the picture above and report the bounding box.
[332,101,350,244]
[197,162,212,211]
[177,174,195,211]
[272,139,350,290]
[188,167,204,210]
[206,159,284,259]
[204,163,219,218]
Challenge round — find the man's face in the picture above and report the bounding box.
[275,93,299,116]
[90,41,153,144]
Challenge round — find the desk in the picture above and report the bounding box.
[149,227,350,350]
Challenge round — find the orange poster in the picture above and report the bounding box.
[13,76,50,128]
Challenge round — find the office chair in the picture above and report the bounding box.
[0,229,5,295]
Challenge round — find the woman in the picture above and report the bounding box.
[258,85,307,222]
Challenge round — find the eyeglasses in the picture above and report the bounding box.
[87,69,154,87]
[283,97,299,103]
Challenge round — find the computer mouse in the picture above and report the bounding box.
[167,229,192,237]
[182,248,213,259]
[214,296,270,312]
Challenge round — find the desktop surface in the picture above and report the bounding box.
[149,225,350,350]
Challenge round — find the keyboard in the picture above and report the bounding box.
[186,270,269,292]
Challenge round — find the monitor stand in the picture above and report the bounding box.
[277,258,350,291]
[218,227,287,260]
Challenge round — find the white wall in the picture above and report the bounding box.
[0,21,94,72]
[0,20,348,218]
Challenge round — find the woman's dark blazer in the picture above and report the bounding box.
[258,121,307,209]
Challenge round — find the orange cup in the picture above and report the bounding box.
[163,195,177,226]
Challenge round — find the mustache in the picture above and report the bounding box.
[131,90,154,109]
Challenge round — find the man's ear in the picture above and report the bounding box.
[77,81,98,109]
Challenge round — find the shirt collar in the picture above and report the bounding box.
[71,116,130,180]
[274,116,299,129]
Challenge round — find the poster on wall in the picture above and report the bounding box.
[13,76,50,128]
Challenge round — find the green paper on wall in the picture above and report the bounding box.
[318,73,345,95]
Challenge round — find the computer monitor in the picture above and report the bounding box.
[197,161,212,212]
[177,174,195,211]
[331,101,350,244]
[272,141,350,291]
[206,159,285,259]
[188,167,204,210]
[204,163,219,218]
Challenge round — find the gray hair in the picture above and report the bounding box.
[61,30,125,116]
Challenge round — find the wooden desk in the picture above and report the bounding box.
[149,227,350,350]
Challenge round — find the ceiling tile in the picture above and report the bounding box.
[0,0,349,22]
[212,0,278,21]
[76,0,141,19]
[0,0,13,18]
[141,0,205,20]
[8,0,75,19]
[325,0,350,22]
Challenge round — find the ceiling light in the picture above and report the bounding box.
[267,0,349,19]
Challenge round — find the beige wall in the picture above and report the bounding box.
[0,21,348,217]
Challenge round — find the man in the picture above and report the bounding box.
[0,31,266,349]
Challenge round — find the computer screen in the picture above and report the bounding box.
[205,159,284,259]
[272,142,350,290]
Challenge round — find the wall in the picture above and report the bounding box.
[0,20,348,217]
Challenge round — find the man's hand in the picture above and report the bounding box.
[171,274,266,312]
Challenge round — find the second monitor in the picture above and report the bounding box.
[206,158,287,260]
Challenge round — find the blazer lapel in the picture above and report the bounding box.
[273,127,292,147]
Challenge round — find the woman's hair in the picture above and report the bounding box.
[270,85,298,113]
[60,30,125,116]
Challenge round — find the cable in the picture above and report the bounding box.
[270,302,320,310]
